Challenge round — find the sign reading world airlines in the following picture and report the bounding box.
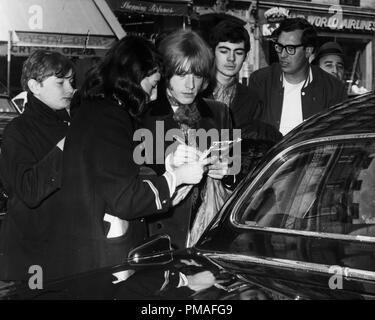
[263,5,375,33]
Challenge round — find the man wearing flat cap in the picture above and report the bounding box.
[313,41,345,82]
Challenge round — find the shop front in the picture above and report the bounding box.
[257,2,375,93]
[0,0,125,95]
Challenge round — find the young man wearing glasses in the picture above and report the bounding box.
[249,18,346,135]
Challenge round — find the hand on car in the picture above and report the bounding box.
[186,271,217,292]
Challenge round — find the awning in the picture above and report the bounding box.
[0,0,125,48]
[108,0,192,17]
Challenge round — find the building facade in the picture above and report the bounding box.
[195,0,375,92]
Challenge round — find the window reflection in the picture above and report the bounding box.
[238,140,375,238]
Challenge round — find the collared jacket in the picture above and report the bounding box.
[204,82,262,131]
[0,93,69,281]
[248,63,347,130]
[140,92,232,249]
[225,82,263,131]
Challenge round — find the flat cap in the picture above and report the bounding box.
[314,41,344,63]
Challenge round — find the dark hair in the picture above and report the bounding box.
[158,29,213,89]
[81,35,161,118]
[21,50,75,91]
[209,20,250,53]
[272,18,317,51]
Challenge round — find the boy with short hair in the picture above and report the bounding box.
[0,50,75,281]
[207,19,262,130]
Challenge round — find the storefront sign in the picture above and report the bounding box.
[264,7,290,23]
[262,5,375,33]
[0,44,107,58]
[290,12,375,32]
[120,0,189,16]
[15,32,116,49]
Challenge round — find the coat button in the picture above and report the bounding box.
[162,200,167,204]
[301,91,305,96]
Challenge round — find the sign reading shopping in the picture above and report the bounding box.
[120,0,189,16]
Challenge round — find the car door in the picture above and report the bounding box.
[199,135,375,298]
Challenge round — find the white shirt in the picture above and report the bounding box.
[279,77,305,136]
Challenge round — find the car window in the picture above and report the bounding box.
[0,97,18,113]
[236,139,375,238]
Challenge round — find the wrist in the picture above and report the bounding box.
[174,168,183,187]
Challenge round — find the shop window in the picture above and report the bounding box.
[339,0,360,6]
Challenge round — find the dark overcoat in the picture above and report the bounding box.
[50,96,173,279]
[0,93,69,281]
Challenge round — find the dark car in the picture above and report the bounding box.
[2,93,375,300]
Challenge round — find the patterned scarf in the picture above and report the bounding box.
[213,79,237,108]
[167,93,201,144]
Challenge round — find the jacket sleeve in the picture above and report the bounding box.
[0,125,63,208]
[88,108,171,220]
[248,70,263,98]
[248,89,264,121]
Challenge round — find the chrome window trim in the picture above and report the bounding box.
[230,133,375,243]
[201,252,375,281]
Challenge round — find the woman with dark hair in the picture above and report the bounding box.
[44,36,206,279]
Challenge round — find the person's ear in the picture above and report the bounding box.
[305,46,314,59]
[27,79,41,95]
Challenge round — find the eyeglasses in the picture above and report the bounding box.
[274,42,304,55]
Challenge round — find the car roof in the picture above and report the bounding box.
[276,92,375,151]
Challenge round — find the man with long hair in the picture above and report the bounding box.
[141,30,233,248]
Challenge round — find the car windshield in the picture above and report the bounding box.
[236,138,375,238]
[0,96,18,113]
